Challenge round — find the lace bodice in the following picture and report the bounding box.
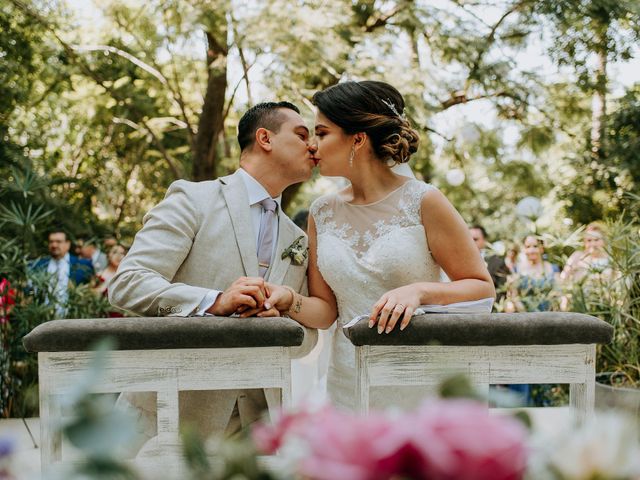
[310,179,442,409]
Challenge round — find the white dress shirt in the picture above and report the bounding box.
[47,253,70,311]
[194,168,281,315]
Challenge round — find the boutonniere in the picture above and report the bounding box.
[281,235,308,266]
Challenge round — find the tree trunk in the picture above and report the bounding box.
[193,17,228,181]
[590,35,608,161]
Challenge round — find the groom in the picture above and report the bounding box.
[109,101,317,440]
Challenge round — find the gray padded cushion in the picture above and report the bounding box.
[343,312,613,347]
[23,316,305,352]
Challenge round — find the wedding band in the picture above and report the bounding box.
[395,304,405,310]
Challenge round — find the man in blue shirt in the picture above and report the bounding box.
[32,229,94,316]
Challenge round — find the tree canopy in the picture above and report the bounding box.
[1,0,639,246]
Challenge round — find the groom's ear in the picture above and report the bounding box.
[255,127,273,152]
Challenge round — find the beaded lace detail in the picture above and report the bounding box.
[311,180,436,257]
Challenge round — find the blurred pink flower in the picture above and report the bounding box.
[0,278,16,325]
[253,399,528,480]
[252,408,314,455]
[297,408,403,480]
[407,399,529,480]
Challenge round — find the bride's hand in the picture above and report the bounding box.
[251,283,295,318]
[369,285,422,334]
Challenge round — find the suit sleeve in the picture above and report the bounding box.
[108,180,212,317]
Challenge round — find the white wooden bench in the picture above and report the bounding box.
[23,316,313,476]
[343,312,613,420]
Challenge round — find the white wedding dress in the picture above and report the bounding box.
[309,179,442,410]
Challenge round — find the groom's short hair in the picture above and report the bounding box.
[237,101,300,151]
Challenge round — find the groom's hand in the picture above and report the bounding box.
[238,283,293,318]
[207,277,267,316]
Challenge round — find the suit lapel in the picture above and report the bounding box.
[267,210,295,285]
[220,172,259,277]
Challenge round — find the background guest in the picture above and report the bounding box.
[504,241,520,274]
[507,234,559,313]
[94,244,127,296]
[103,236,118,251]
[94,244,127,317]
[73,238,84,257]
[80,238,108,273]
[31,230,94,315]
[469,225,510,301]
[561,222,611,283]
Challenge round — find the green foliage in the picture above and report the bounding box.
[558,84,640,225]
[3,0,638,241]
[182,430,277,480]
[0,157,111,418]
[0,242,111,418]
[534,0,640,79]
[603,85,640,214]
[568,204,640,387]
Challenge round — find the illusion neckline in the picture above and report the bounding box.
[341,179,415,207]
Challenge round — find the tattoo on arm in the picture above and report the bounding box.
[291,294,303,314]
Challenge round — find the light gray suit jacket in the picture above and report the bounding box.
[109,170,316,438]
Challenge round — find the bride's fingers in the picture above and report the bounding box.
[239,306,263,318]
[257,307,280,317]
[369,297,387,328]
[400,306,415,331]
[376,299,395,334]
[385,304,406,334]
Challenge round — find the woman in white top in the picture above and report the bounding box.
[561,222,611,283]
[263,80,495,409]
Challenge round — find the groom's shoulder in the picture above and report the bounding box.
[164,178,223,200]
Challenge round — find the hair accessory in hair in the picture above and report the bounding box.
[380,98,404,119]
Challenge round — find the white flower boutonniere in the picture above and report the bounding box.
[281,235,308,266]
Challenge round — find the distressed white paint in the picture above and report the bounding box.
[38,346,294,474]
[355,343,596,418]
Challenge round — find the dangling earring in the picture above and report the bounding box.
[348,145,355,168]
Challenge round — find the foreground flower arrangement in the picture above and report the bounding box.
[253,400,529,480]
[252,402,640,480]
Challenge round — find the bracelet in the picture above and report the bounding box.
[283,285,302,315]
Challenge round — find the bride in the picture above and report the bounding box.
[264,80,495,410]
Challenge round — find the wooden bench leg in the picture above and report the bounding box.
[39,354,62,472]
[569,345,596,423]
[39,391,62,470]
[281,354,292,410]
[156,374,180,447]
[355,346,370,414]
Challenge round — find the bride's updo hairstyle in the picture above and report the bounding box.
[312,80,419,164]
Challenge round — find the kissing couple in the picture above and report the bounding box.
[109,80,495,442]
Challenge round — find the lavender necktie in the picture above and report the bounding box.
[257,198,277,277]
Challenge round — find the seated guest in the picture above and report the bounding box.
[80,238,108,273]
[561,222,611,283]
[31,229,94,316]
[469,225,509,300]
[103,235,118,251]
[94,244,127,295]
[94,244,127,317]
[73,238,84,257]
[508,234,559,313]
[504,241,520,274]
